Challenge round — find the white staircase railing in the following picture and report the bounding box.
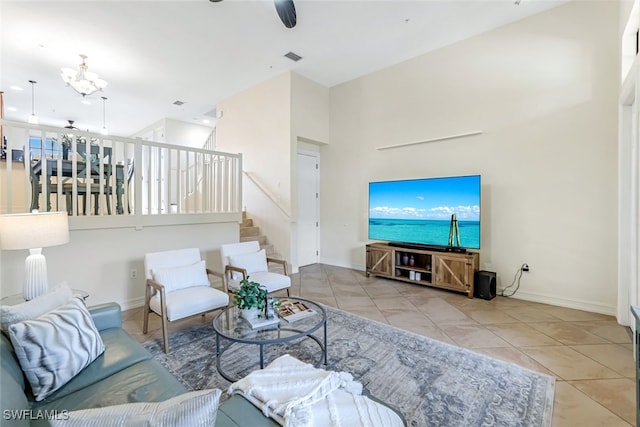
[1,120,242,220]
[203,128,216,151]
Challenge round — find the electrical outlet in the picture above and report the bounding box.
[130,268,137,279]
[522,264,530,272]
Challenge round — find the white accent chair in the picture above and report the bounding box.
[143,248,229,353]
[220,241,291,296]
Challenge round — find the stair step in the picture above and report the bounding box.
[241,218,253,227]
[261,244,275,256]
[240,226,260,238]
[241,235,267,245]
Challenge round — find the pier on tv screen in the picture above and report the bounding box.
[368,175,481,249]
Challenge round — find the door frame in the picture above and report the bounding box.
[296,149,320,267]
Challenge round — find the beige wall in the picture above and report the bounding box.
[216,73,294,263]
[216,72,330,270]
[291,73,331,147]
[322,1,619,314]
[163,119,213,149]
[130,118,213,148]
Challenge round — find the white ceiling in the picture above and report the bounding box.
[1,0,566,137]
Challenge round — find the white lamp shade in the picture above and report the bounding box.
[0,212,69,301]
[0,211,69,250]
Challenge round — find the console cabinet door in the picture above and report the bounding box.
[366,246,393,277]
[433,254,473,292]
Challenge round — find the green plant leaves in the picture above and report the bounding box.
[233,276,268,310]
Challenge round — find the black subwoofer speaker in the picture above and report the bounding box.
[474,270,496,300]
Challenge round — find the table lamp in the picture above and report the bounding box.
[0,211,69,300]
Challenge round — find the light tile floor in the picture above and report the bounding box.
[123,264,636,426]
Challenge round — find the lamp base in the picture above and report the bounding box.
[23,248,48,301]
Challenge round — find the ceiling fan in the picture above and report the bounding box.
[209,0,296,29]
[64,120,79,130]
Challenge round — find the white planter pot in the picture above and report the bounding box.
[240,307,260,320]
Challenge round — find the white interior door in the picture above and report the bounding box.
[297,151,319,266]
[619,71,639,327]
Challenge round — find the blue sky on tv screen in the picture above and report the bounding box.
[369,175,480,221]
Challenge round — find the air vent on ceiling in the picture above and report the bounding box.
[173,100,185,106]
[284,51,302,62]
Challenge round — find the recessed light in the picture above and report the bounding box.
[10,85,23,91]
[202,119,210,124]
[81,100,91,105]
[7,107,17,112]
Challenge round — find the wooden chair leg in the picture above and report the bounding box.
[142,284,151,334]
[286,288,290,297]
[161,315,170,353]
[159,290,170,353]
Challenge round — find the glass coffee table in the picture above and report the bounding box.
[212,297,327,382]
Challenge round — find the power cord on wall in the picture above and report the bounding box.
[500,263,526,297]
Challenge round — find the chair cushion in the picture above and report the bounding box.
[8,298,105,401]
[150,287,229,321]
[49,389,221,427]
[229,249,268,280]
[227,272,291,293]
[1,284,73,334]
[152,260,210,293]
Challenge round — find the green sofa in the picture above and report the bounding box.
[0,302,278,427]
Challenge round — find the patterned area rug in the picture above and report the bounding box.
[143,306,555,427]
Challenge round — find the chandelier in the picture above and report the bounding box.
[60,54,107,97]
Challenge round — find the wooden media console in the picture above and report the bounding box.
[365,242,479,298]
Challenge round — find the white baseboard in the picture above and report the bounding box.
[120,296,145,312]
[497,289,617,316]
[309,259,619,317]
[318,257,357,270]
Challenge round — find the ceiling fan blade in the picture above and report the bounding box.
[274,0,296,29]
[64,120,78,129]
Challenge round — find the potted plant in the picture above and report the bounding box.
[234,277,268,320]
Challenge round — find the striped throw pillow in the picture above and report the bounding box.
[49,389,221,427]
[8,297,105,401]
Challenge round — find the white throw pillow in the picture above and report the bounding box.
[152,260,210,294]
[8,297,105,401]
[229,249,268,280]
[49,389,221,427]
[1,283,73,334]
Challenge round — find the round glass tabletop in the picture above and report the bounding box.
[212,297,326,345]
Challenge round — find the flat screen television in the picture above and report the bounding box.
[368,175,481,250]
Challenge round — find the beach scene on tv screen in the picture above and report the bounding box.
[369,175,480,249]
